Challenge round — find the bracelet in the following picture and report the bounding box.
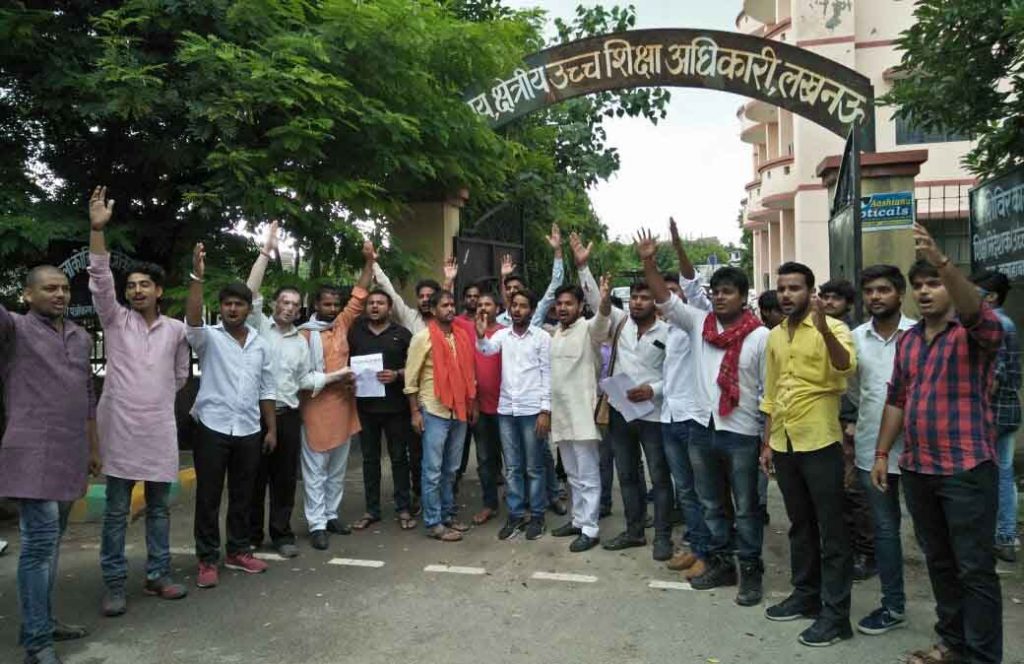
[189,272,204,283]
[874,450,888,460]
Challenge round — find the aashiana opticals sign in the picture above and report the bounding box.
[860,191,914,232]
[971,165,1024,282]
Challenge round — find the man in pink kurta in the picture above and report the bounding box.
[87,186,190,618]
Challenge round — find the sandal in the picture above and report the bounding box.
[351,514,381,531]
[902,644,963,664]
[445,520,471,533]
[427,525,462,542]
[397,512,418,530]
[472,508,496,525]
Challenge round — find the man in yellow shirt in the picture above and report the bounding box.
[758,262,856,648]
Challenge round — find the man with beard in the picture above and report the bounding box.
[405,290,478,542]
[496,223,565,328]
[1,265,98,664]
[348,289,417,531]
[760,261,855,647]
[244,220,313,558]
[297,243,375,550]
[87,186,190,616]
[873,224,1004,664]
[847,265,915,637]
[458,281,482,323]
[185,244,277,588]
[594,271,672,561]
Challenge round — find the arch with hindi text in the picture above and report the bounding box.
[465,28,876,151]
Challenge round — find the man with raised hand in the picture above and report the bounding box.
[244,220,312,559]
[847,265,915,637]
[87,186,190,616]
[185,243,276,588]
[297,243,375,550]
[1,264,97,664]
[873,224,1004,664]
[496,222,565,328]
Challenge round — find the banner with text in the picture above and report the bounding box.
[972,166,1024,282]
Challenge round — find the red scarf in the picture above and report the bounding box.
[702,310,763,416]
[428,320,477,421]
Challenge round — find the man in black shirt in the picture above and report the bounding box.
[348,289,417,530]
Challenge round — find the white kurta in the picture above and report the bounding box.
[549,316,605,444]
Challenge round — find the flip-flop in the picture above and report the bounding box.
[427,525,462,542]
[472,508,496,525]
[351,515,381,531]
[397,513,418,530]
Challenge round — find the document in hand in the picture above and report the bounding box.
[599,374,655,422]
[350,353,386,398]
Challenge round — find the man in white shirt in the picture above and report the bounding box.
[476,290,552,541]
[638,229,769,605]
[848,265,916,636]
[592,267,672,561]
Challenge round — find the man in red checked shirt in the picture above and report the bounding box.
[873,223,1004,664]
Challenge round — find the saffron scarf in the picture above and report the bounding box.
[428,320,476,421]
[702,310,762,417]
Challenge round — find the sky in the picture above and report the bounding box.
[502,0,749,244]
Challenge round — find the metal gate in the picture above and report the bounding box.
[453,202,525,298]
[828,129,863,322]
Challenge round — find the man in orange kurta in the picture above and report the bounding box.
[297,243,375,550]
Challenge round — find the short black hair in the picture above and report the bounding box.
[970,269,1011,306]
[366,288,392,305]
[510,289,538,311]
[630,280,652,294]
[663,272,680,285]
[416,279,441,296]
[503,273,526,288]
[554,284,584,303]
[428,289,454,309]
[709,266,750,297]
[477,291,500,304]
[610,295,624,309]
[218,281,253,306]
[908,259,940,284]
[26,265,66,288]
[272,285,302,301]
[819,278,856,302]
[127,262,166,288]
[461,282,481,297]
[777,262,815,290]
[757,290,780,312]
[313,283,342,303]
[860,264,906,293]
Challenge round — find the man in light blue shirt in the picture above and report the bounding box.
[848,265,916,636]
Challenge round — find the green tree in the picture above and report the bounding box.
[884,0,1024,177]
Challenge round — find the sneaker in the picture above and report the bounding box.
[224,551,268,574]
[856,606,906,635]
[683,558,708,580]
[551,522,582,538]
[101,586,127,617]
[852,553,877,582]
[652,537,673,561]
[690,555,738,590]
[525,518,545,540]
[798,618,853,647]
[666,551,698,571]
[196,562,219,589]
[498,516,526,540]
[765,594,820,621]
[736,560,764,607]
[143,575,188,600]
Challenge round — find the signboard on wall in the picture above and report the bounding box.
[971,166,1024,281]
[57,247,135,319]
[861,191,914,232]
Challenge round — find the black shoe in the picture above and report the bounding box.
[798,618,853,647]
[602,531,646,551]
[570,533,600,552]
[996,542,1017,563]
[24,646,62,664]
[548,499,568,516]
[525,518,545,540]
[599,506,612,519]
[736,560,764,606]
[652,536,673,561]
[275,542,299,558]
[310,530,329,550]
[765,594,821,622]
[690,555,738,590]
[852,553,877,582]
[551,522,582,538]
[498,516,526,540]
[326,519,351,535]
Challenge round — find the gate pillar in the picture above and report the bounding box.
[389,190,467,300]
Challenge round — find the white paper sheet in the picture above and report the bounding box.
[599,374,655,422]
[350,353,385,398]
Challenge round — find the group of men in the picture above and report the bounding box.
[0,188,1016,664]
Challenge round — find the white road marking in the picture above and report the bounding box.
[423,564,486,575]
[648,580,694,591]
[530,571,597,583]
[253,552,286,562]
[169,546,194,556]
[328,558,386,568]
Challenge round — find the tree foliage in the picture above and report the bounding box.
[884,0,1024,177]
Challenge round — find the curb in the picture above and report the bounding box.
[68,467,197,524]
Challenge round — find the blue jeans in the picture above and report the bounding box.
[100,476,172,588]
[420,410,467,529]
[996,429,1018,543]
[17,499,71,654]
[499,414,547,519]
[687,421,763,562]
[662,421,710,557]
[857,469,905,614]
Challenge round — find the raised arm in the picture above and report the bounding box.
[669,217,697,280]
[531,223,565,326]
[811,295,853,373]
[636,228,671,305]
[591,273,624,343]
[337,241,375,329]
[443,255,457,294]
[246,219,278,295]
[88,185,113,256]
[570,231,601,313]
[474,309,504,356]
[185,243,206,328]
[87,186,124,328]
[914,222,982,324]
[371,256,418,330]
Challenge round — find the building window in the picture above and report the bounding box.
[895,115,970,145]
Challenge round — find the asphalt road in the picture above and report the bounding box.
[1,448,1022,664]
